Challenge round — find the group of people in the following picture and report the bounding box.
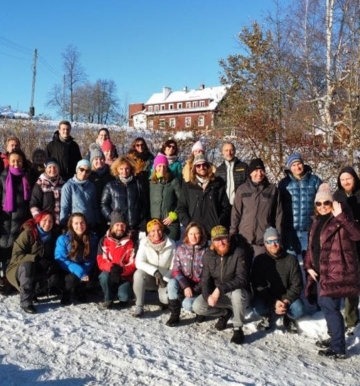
[0,120,359,358]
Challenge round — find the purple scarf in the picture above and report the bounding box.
[3,167,31,212]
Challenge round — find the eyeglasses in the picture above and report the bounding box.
[265,238,280,245]
[135,143,145,148]
[78,167,91,174]
[167,144,176,149]
[195,163,208,169]
[315,201,332,207]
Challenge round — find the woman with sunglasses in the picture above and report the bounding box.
[127,137,154,177]
[159,139,182,180]
[60,160,99,231]
[304,183,360,359]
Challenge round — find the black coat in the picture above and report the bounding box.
[216,157,248,192]
[201,242,249,300]
[177,177,231,237]
[251,250,303,305]
[0,171,31,254]
[101,177,147,231]
[45,131,82,181]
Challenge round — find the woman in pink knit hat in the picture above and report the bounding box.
[182,140,205,182]
[149,154,181,241]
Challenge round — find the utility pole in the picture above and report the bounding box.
[30,48,37,118]
[62,74,66,119]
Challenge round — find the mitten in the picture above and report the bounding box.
[110,264,123,284]
[154,270,166,288]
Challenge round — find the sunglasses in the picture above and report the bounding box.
[167,144,176,149]
[265,238,280,245]
[315,201,332,207]
[78,167,91,174]
[135,143,145,147]
[195,163,208,169]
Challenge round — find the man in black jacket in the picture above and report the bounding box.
[251,227,304,333]
[192,225,250,345]
[177,154,231,238]
[45,121,82,181]
[215,142,248,207]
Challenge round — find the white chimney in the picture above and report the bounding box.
[199,84,205,90]
[183,86,188,93]
[163,87,171,99]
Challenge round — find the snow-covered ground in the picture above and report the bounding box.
[0,291,359,386]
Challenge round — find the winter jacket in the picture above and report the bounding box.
[230,177,282,246]
[278,165,322,231]
[55,232,98,279]
[171,242,207,292]
[45,131,82,181]
[304,210,360,298]
[135,236,175,281]
[101,177,147,231]
[97,231,136,282]
[149,176,181,241]
[168,160,183,181]
[251,249,303,306]
[88,166,114,206]
[60,177,99,228]
[201,241,249,301]
[30,173,65,225]
[0,170,31,252]
[216,157,248,197]
[177,178,231,237]
[6,226,57,291]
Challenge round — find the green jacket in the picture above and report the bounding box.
[6,227,56,291]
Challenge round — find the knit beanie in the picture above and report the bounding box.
[110,209,127,227]
[315,183,333,203]
[102,139,114,152]
[76,159,91,171]
[90,147,105,164]
[286,153,303,169]
[153,153,168,168]
[32,148,46,162]
[193,154,209,167]
[44,157,59,168]
[264,227,280,241]
[146,218,164,233]
[192,141,204,153]
[248,158,265,175]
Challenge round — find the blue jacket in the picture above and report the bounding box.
[55,232,98,279]
[278,165,322,231]
[60,177,99,228]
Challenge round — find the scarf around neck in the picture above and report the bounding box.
[119,175,133,185]
[147,236,167,252]
[37,224,52,243]
[3,167,31,212]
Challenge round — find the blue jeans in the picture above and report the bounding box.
[98,271,132,302]
[253,296,304,320]
[167,278,196,312]
[319,296,345,354]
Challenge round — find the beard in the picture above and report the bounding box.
[213,242,231,256]
[111,231,125,240]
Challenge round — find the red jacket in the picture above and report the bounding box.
[304,210,360,298]
[97,231,136,282]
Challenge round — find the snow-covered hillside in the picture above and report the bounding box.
[0,291,359,386]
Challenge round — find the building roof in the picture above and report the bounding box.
[145,85,228,106]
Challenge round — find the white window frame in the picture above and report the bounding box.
[199,100,205,107]
[169,118,176,128]
[186,102,191,108]
[159,119,166,128]
[161,104,165,111]
[169,104,174,110]
[177,103,183,109]
[185,117,191,128]
[148,120,154,129]
[198,116,205,127]
[154,105,159,112]
[193,101,198,108]
[148,105,153,112]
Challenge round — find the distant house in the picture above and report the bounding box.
[128,84,228,130]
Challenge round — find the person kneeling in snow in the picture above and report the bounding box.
[97,210,136,309]
[192,225,250,345]
[251,227,304,334]
[6,211,61,314]
[132,219,175,318]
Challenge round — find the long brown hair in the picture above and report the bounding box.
[182,221,207,245]
[66,213,91,261]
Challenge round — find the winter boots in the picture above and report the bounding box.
[165,299,181,327]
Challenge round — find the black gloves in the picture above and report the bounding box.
[110,264,123,284]
[154,270,166,288]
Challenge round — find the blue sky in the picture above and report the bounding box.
[0,0,283,118]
